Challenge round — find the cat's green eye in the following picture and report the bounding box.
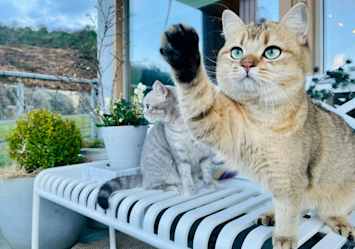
[231,47,243,60]
[264,46,281,59]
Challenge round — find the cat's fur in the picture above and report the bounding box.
[159,3,355,249]
[97,81,218,210]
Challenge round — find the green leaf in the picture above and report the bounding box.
[312,78,319,82]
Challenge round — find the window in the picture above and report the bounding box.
[129,0,239,92]
[324,0,355,71]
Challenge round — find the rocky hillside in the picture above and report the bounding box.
[0,44,96,119]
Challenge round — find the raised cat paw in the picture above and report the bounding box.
[273,235,297,249]
[182,186,197,196]
[205,180,219,190]
[160,23,201,83]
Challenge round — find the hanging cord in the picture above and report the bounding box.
[164,0,172,30]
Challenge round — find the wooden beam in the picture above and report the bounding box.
[112,0,124,100]
[279,0,317,73]
[279,0,292,20]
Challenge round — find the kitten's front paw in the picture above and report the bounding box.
[205,180,219,190]
[273,236,298,249]
[160,23,200,83]
[182,186,197,196]
[256,211,275,226]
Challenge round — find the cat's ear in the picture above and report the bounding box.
[153,80,168,97]
[222,10,244,40]
[279,2,309,44]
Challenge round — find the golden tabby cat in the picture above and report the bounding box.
[160,3,355,249]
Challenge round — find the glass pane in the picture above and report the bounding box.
[257,0,279,23]
[129,0,239,92]
[324,0,355,71]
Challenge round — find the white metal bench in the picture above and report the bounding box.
[31,162,355,249]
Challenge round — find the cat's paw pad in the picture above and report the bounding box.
[160,24,200,83]
[182,186,197,196]
[205,180,219,190]
[273,236,297,249]
[325,216,355,239]
[256,212,275,226]
[164,185,181,192]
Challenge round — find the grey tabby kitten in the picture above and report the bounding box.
[97,80,218,209]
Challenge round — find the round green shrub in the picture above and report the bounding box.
[5,109,83,171]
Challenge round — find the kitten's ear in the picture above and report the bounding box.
[222,10,245,40]
[279,3,309,44]
[152,80,168,97]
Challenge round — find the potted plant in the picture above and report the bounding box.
[307,59,355,102]
[93,83,149,170]
[0,109,86,249]
[81,136,108,162]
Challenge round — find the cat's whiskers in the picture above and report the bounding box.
[265,82,275,120]
[264,78,301,124]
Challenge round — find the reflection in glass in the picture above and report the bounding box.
[324,0,355,71]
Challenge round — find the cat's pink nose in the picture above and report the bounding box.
[241,62,254,72]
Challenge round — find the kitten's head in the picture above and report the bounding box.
[217,3,310,105]
[143,80,179,124]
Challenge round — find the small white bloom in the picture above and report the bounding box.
[137,82,147,92]
[134,88,140,95]
[138,92,144,103]
[86,67,90,70]
[99,111,104,116]
[117,99,121,103]
[119,118,124,122]
[104,97,111,106]
[113,105,117,109]
[94,109,99,114]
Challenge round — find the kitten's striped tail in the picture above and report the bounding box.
[97,175,143,209]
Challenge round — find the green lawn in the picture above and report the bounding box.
[0,115,92,167]
[0,146,13,167]
[0,122,15,142]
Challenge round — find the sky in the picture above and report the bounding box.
[0,0,97,31]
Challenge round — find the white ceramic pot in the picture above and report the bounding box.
[100,125,148,169]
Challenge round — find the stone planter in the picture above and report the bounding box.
[0,177,86,249]
[81,148,108,162]
[100,125,148,169]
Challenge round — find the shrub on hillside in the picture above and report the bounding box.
[5,109,83,171]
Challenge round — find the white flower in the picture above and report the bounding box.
[94,109,99,114]
[104,97,111,106]
[134,88,140,95]
[138,92,144,103]
[119,118,124,122]
[99,111,104,116]
[117,99,121,103]
[137,82,147,92]
[113,105,117,109]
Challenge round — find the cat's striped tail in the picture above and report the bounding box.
[97,175,143,209]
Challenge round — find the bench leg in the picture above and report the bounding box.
[109,227,116,249]
[31,193,40,249]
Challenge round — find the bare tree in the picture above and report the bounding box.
[55,0,130,123]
